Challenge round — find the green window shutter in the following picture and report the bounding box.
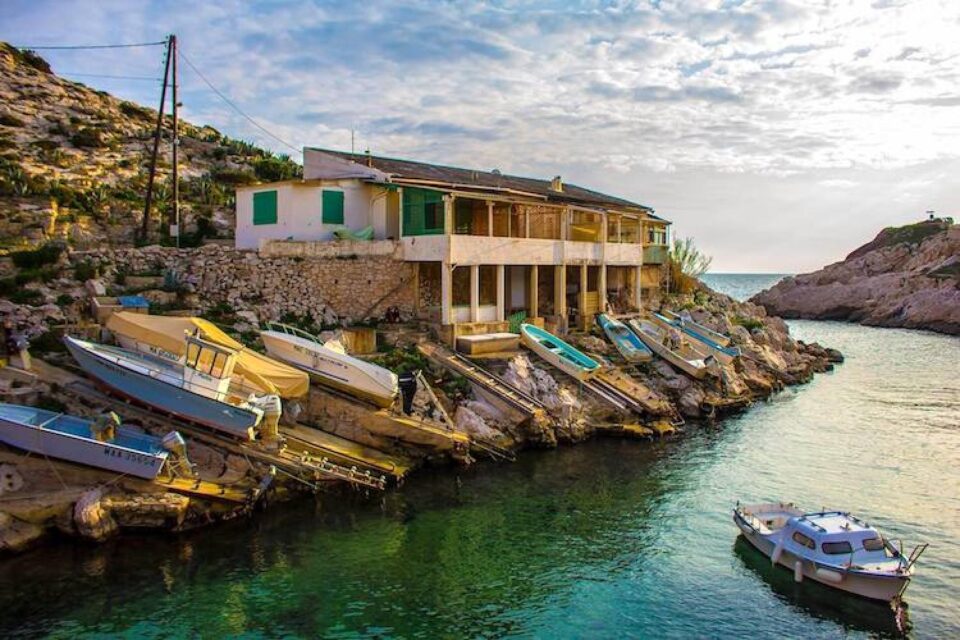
[322,190,345,224]
[253,190,278,225]
[401,187,446,236]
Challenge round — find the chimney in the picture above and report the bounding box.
[550,175,563,192]
[365,149,372,167]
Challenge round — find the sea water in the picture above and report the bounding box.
[1,275,957,638]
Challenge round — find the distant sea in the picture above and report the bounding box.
[700,272,789,301]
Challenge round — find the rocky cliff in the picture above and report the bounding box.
[751,219,960,335]
[0,42,299,249]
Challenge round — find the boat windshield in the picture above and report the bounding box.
[822,540,853,555]
[863,536,885,551]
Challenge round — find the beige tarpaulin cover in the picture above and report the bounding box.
[106,312,310,399]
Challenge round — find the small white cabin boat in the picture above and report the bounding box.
[260,323,398,408]
[733,502,926,602]
[627,318,720,379]
[0,403,186,480]
[65,335,281,441]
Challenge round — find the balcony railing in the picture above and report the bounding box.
[643,245,669,265]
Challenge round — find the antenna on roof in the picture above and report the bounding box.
[351,129,355,155]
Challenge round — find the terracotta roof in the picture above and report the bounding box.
[306,148,667,222]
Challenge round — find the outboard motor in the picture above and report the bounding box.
[161,430,196,478]
[91,411,120,442]
[257,394,283,450]
[398,371,418,416]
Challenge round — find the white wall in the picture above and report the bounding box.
[235,179,377,250]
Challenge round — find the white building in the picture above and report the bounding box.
[236,148,670,335]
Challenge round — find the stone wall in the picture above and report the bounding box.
[73,245,416,325]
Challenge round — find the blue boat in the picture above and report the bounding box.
[597,313,653,363]
[0,403,178,480]
[64,335,275,441]
[519,323,600,381]
[652,312,741,365]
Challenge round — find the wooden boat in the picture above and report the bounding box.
[0,402,182,480]
[662,309,732,347]
[597,313,652,363]
[652,312,741,365]
[519,323,600,381]
[627,318,720,379]
[260,323,398,408]
[734,502,927,602]
[65,335,280,441]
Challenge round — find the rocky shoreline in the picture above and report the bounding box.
[751,219,959,335]
[0,267,841,554]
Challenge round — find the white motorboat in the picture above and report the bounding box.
[733,502,927,602]
[259,323,399,408]
[627,317,721,379]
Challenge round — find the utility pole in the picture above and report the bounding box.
[141,35,173,243]
[171,34,179,247]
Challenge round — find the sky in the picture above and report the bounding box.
[3,0,959,272]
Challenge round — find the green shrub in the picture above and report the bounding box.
[210,166,257,186]
[56,293,75,306]
[17,49,52,73]
[732,316,764,331]
[119,101,152,121]
[70,127,107,148]
[10,289,43,305]
[73,260,98,281]
[253,155,303,182]
[10,243,64,269]
[15,267,59,285]
[31,139,59,151]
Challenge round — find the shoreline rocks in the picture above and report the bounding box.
[751,220,959,335]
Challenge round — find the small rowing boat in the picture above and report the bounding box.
[662,309,732,347]
[733,502,927,602]
[597,313,652,363]
[519,323,600,381]
[627,318,720,379]
[260,323,398,408]
[65,335,281,441]
[0,402,187,480]
[652,312,741,365]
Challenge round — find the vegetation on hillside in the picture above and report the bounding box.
[0,42,302,250]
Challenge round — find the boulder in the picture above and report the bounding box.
[0,512,45,552]
[73,488,118,541]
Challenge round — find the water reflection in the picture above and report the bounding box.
[733,536,908,638]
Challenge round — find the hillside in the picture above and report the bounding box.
[0,42,300,249]
[751,218,960,335]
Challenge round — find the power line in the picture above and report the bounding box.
[179,49,301,156]
[14,41,167,50]
[59,72,161,81]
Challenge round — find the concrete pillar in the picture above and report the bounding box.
[528,264,539,317]
[443,195,454,235]
[495,264,505,321]
[599,264,607,313]
[554,264,567,326]
[470,264,480,322]
[441,263,453,325]
[617,216,622,243]
[579,263,588,325]
[398,187,405,237]
[634,265,643,313]
[487,201,494,237]
[524,209,530,238]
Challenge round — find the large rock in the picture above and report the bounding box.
[752,221,960,335]
[73,488,118,541]
[0,512,45,552]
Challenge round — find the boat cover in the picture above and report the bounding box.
[106,312,309,398]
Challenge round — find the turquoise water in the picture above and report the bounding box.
[1,276,957,638]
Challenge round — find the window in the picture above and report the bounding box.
[322,190,345,225]
[822,541,854,555]
[792,531,815,550]
[402,187,445,236]
[253,190,278,225]
[862,537,885,552]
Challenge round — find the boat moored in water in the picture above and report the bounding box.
[733,502,927,602]
[597,313,653,363]
[652,312,741,365]
[0,402,188,480]
[627,317,721,379]
[65,335,281,442]
[519,323,600,381]
[260,323,399,408]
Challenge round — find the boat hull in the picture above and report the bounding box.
[652,314,739,365]
[0,416,166,480]
[519,325,598,381]
[66,338,259,441]
[733,510,909,602]
[597,314,652,363]
[260,332,397,408]
[627,319,712,379]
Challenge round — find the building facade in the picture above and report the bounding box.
[236,149,670,334]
